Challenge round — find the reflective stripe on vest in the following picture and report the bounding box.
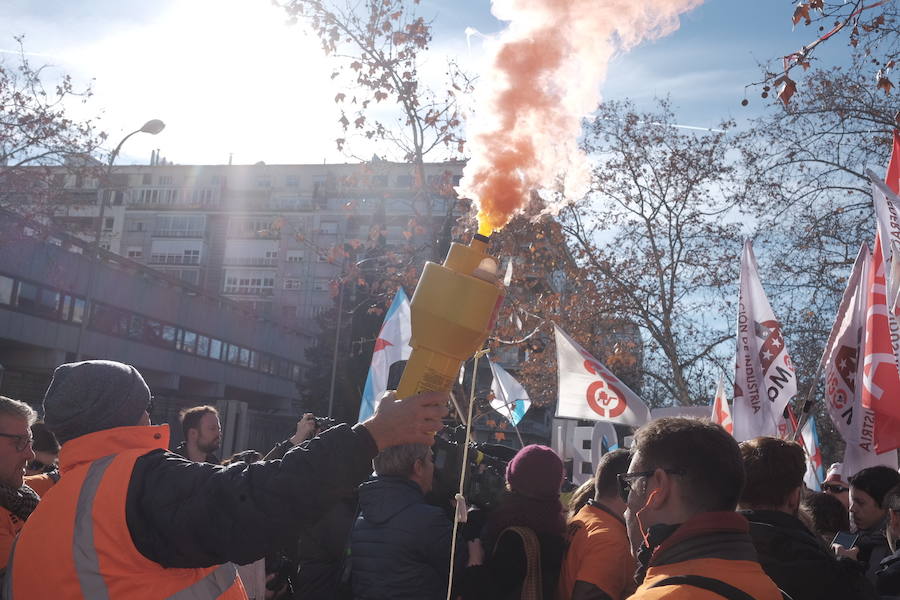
[7,454,239,600]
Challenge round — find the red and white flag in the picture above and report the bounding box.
[868,173,900,314]
[554,324,650,426]
[733,240,798,441]
[822,245,873,450]
[710,376,733,435]
[861,233,900,450]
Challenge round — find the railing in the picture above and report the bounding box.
[152,229,206,238]
[149,255,201,265]
[222,286,274,296]
[222,257,278,267]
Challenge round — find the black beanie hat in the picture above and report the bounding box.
[43,360,151,444]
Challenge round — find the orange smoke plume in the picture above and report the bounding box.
[458,0,703,234]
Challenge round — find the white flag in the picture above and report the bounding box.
[867,171,900,311]
[554,324,650,426]
[489,359,531,427]
[710,376,734,435]
[357,288,412,422]
[820,244,900,476]
[733,240,798,441]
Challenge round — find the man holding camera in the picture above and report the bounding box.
[6,360,447,599]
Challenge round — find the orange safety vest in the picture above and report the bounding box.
[6,424,247,599]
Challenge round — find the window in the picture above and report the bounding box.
[396,175,413,188]
[143,319,163,345]
[286,175,299,188]
[14,282,39,312]
[162,325,177,346]
[71,298,85,323]
[239,347,250,367]
[256,176,271,188]
[183,331,197,354]
[159,175,173,185]
[127,247,144,259]
[283,279,302,290]
[211,175,222,185]
[142,174,152,185]
[227,344,239,364]
[319,221,339,234]
[99,242,110,251]
[36,288,60,318]
[0,276,13,304]
[127,316,144,339]
[249,351,259,370]
[209,338,223,360]
[102,217,114,232]
[312,280,330,292]
[197,335,210,357]
[372,175,388,187]
[286,250,304,263]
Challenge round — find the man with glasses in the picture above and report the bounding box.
[8,360,447,599]
[622,417,782,599]
[0,395,41,575]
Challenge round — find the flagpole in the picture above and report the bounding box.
[504,402,525,447]
[791,360,824,442]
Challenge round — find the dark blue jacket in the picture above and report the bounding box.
[351,477,453,600]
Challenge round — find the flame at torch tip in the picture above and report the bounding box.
[457,0,703,231]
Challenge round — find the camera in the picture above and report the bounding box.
[430,426,517,512]
[313,415,337,430]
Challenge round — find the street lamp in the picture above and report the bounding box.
[73,119,166,360]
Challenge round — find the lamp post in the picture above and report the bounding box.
[73,119,165,360]
[326,256,387,417]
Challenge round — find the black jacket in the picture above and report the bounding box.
[740,509,876,600]
[459,529,565,600]
[877,547,900,597]
[351,477,453,600]
[126,423,377,568]
[173,441,220,465]
[858,518,892,587]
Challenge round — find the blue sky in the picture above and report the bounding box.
[0,0,851,165]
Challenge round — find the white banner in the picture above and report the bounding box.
[733,240,798,441]
[710,376,734,435]
[554,324,650,426]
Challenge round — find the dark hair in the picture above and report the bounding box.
[803,491,850,540]
[883,483,900,513]
[31,422,60,454]
[179,405,218,440]
[595,448,632,499]
[850,466,900,508]
[739,437,805,508]
[632,417,744,512]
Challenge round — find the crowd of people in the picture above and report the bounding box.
[0,359,899,600]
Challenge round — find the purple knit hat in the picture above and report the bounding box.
[505,444,564,499]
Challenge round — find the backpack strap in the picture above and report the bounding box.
[649,575,756,600]
[495,526,543,600]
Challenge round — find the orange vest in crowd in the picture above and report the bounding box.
[0,473,57,572]
[6,424,247,599]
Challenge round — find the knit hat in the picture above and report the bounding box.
[505,444,564,499]
[43,360,151,444]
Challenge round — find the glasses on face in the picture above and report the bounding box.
[617,468,686,503]
[0,433,33,452]
[822,483,849,494]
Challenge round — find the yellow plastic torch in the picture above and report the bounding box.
[395,232,505,398]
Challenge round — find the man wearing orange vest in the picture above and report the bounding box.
[0,395,52,575]
[6,360,447,599]
[623,418,782,600]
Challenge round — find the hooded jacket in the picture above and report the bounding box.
[350,477,453,600]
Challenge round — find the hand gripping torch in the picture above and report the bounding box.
[395,233,505,398]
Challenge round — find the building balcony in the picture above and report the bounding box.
[223,287,275,297]
[152,229,206,238]
[222,257,278,267]
[149,255,201,266]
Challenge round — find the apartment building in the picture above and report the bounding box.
[48,159,465,333]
